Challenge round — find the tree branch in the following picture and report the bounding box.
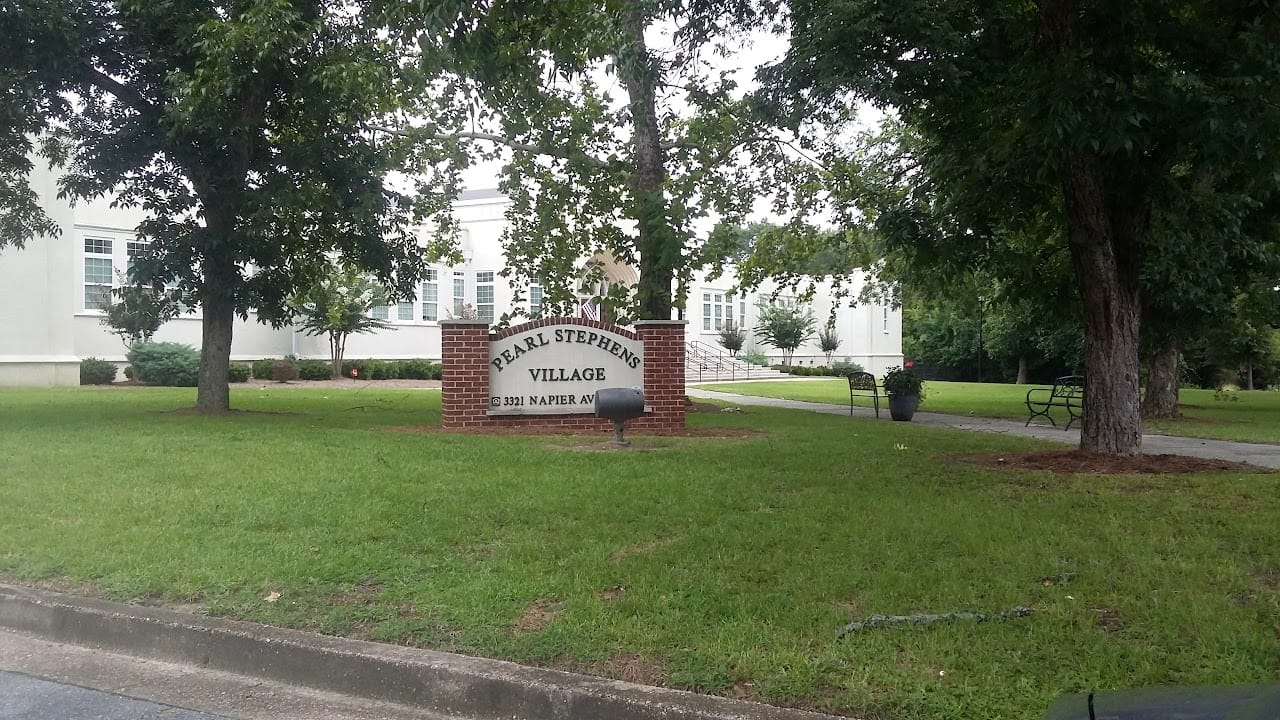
[77,63,156,115]
[369,125,610,169]
[665,134,833,175]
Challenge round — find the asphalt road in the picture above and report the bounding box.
[0,670,227,719]
[0,629,454,720]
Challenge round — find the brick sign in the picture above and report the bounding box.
[488,323,644,415]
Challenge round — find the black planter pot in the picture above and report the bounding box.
[887,394,919,421]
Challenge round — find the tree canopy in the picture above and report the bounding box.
[756,0,1280,454]
[392,0,813,321]
[1,0,458,411]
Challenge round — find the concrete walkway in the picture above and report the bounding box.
[686,388,1280,470]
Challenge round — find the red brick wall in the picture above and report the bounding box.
[440,318,686,432]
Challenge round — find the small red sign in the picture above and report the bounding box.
[904,360,914,368]
[351,367,359,378]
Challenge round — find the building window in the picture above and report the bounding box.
[421,269,438,321]
[883,306,889,333]
[453,271,465,316]
[529,281,543,317]
[397,301,414,321]
[84,237,114,311]
[371,304,390,321]
[475,271,494,323]
[702,291,733,331]
[84,237,112,255]
[84,259,114,310]
[125,241,147,267]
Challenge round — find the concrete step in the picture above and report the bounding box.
[684,365,791,383]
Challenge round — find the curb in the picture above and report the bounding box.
[0,584,841,720]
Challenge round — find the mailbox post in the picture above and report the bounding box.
[594,387,646,447]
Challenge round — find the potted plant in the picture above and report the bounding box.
[881,365,924,421]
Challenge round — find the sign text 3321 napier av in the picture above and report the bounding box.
[487,324,644,415]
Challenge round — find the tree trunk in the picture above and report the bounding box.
[330,331,342,379]
[1040,4,1143,455]
[1140,340,1181,419]
[1246,359,1255,390]
[1061,152,1144,455]
[1016,356,1029,385]
[193,195,238,413]
[618,1,675,321]
[196,289,234,414]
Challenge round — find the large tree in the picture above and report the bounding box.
[761,0,1280,454]
[390,0,806,321]
[1,1,457,412]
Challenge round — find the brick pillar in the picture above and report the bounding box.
[440,320,492,429]
[635,320,687,431]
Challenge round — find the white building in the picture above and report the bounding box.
[0,170,901,386]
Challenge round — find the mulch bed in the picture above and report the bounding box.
[387,397,757,437]
[386,425,761,438]
[966,449,1270,475]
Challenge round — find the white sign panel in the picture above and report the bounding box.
[488,324,644,415]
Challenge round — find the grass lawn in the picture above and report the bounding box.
[1,386,1278,720]
[701,379,1280,444]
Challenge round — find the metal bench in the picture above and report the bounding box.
[847,371,881,418]
[1025,375,1084,430]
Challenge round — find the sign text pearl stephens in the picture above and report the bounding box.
[488,324,645,415]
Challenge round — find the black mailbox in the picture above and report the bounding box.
[595,387,645,446]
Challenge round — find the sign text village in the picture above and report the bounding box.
[488,325,645,415]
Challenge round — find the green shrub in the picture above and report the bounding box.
[271,360,299,382]
[127,342,200,386]
[227,362,251,383]
[717,321,746,356]
[384,360,406,379]
[123,365,135,381]
[251,359,277,380]
[882,366,925,399]
[401,359,436,379]
[79,358,118,385]
[832,359,866,378]
[296,360,332,380]
[430,362,443,380]
[740,348,769,366]
[362,359,391,380]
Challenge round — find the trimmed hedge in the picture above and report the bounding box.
[296,360,332,381]
[400,359,440,380]
[227,362,252,383]
[251,358,276,380]
[79,358,118,385]
[127,342,200,386]
[248,357,444,381]
[773,363,865,378]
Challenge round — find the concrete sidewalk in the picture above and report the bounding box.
[686,388,1280,470]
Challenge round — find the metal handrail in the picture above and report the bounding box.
[685,341,761,382]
